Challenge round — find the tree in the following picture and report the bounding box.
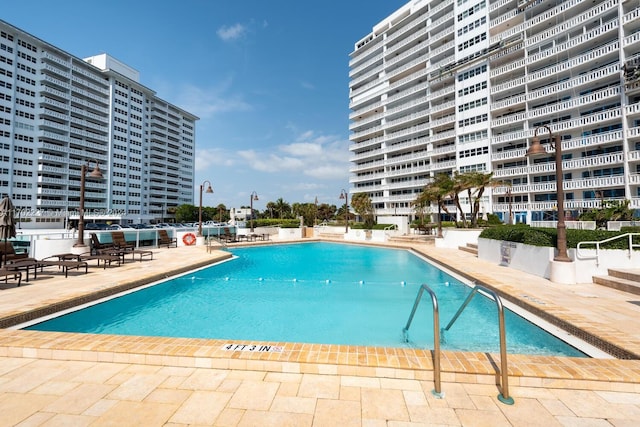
[174,204,198,222]
[416,173,454,237]
[462,171,497,228]
[450,172,468,228]
[215,203,228,223]
[316,203,336,223]
[578,200,636,229]
[272,198,291,219]
[291,202,318,226]
[350,192,375,228]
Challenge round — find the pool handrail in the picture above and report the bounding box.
[443,284,514,405]
[576,232,640,266]
[402,284,442,398]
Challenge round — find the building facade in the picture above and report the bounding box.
[349,0,640,224]
[0,21,197,228]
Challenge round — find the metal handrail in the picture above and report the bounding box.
[402,284,443,398]
[443,284,514,405]
[576,232,640,266]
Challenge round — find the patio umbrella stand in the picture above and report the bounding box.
[0,196,16,266]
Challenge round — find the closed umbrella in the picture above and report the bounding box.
[0,196,16,266]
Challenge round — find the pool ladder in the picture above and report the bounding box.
[403,283,514,405]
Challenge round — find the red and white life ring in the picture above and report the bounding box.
[182,232,196,246]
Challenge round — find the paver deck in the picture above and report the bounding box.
[0,237,639,426]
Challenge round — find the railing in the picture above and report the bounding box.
[442,284,514,405]
[402,284,443,398]
[576,233,640,266]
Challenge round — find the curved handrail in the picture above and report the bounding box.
[443,284,514,405]
[576,232,640,266]
[403,284,442,397]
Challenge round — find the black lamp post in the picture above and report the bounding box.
[249,191,259,232]
[526,125,571,262]
[198,181,213,237]
[74,160,103,248]
[339,189,349,233]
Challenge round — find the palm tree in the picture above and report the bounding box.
[273,198,291,219]
[463,171,497,227]
[450,172,469,228]
[416,174,453,238]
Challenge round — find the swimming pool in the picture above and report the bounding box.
[25,242,586,357]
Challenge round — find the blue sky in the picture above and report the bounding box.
[2,0,406,210]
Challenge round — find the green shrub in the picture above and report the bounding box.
[253,218,300,228]
[479,225,634,249]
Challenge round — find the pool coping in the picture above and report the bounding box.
[1,240,639,394]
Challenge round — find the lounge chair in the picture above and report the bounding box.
[110,231,135,250]
[90,233,116,255]
[220,227,238,243]
[54,252,121,269]
[0,242,30,265]
[0,267,21,286]
[5,257,88,281]
[157,229,177,248]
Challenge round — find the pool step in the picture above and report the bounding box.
[458,243,478,256]
[593,269,640,295]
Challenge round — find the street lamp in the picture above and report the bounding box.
[198,180,214,237]
[339,189,349,233]
[249,191,259,232]
[526,125,570,263]
[74,160,103,248]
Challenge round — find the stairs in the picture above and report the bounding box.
[458,242,478,256]
[593,269,640,295]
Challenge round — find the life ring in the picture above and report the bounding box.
[182,232,196,246]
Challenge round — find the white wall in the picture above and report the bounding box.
[434,229,482,249]
[478,237,640,283]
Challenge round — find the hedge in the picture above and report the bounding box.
[479,224,636,250]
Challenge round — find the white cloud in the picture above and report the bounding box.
[195,148,235,171]
[217,23,247,41]
[169,81,252,119]
[235,129,350,181]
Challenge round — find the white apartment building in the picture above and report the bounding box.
[349,0,640,224]
[0,20,197,228]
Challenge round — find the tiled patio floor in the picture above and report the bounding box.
[0,238,639,426]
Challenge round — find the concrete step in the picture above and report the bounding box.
[592,274,640,296]
[608,269,640,282]
[458,243,478,256]
[388,235,435,243]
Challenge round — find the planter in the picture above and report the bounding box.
[478,238,638,284]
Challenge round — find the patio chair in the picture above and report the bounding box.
[110,231,135,250]
[220,227,238,243]
[90,233,116,255]
[53,252,122,269]
[0,267,21,287]
[0,242,30,265]
[157,229,177,248]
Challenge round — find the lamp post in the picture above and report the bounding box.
[339,189,349,233]
[526,125,570,263]
[74,160,103,248]
[249,191,259,232]
[198,180,214,237]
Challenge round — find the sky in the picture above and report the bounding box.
[2,0,407,211]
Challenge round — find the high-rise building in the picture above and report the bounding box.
[349,0,640,224]
[0,20,197,228]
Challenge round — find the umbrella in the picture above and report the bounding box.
[0,196,16,266]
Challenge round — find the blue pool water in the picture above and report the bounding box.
[25,242,585,357]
